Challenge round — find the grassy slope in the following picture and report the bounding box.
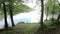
[0,20,60,34]
[0,23,40,34]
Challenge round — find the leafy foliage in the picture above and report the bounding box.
[45,0,60,15]
[0,0,33,17]
[12,4,32,15]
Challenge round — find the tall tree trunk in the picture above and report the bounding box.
[51,10,54,22]
[46,7,49,21]
[9,1,15,26]
[3,2,8,28]
[40,0,44,29]
[51,4,55,21]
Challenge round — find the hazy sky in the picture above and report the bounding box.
[13,0,41,23]
[13,0,48,23]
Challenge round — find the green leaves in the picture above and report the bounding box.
[45,0,60,15]
[0,0,33,17]
[13,4,32,15]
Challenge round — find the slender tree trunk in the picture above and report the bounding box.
[52,5,55,21]
[46,13,48,21]
[3,2,8,28]
[52,14,54,19]
[57,13,60,20]
[40,0,44,29]
[9,1,15,26]
[46,7,49,21]
[57,0,60,20]
[51,10,55,22]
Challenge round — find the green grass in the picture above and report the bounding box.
[21,23,40,34]
[0,23,40,34]
[0,20,60,34]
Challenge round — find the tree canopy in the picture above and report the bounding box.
[0,0,33,19]
[45,0,60,15]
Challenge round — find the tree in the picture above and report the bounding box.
[57,13,60,20]
[8,0,15,26]
[45,0,60,20]
[57,0,60,20]
[2,1,8,28]
[8,0,33,26]
[40,0,44,29]
[0,0,33,28]
[45,7,49,21]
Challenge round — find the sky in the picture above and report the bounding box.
[13,0,41,23]
[13,0,48,23]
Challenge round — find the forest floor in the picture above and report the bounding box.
[0,23,40,34]
[37,25,60,34]
[0,23,60,34]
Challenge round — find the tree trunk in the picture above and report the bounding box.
[51,3,55,21]
[9,1,15,26]
[57,0,60,20]
[57,13,60,20]
[46,7,49,21]
[40,0,44,30]
[3,2,8,28]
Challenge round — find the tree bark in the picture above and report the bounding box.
[3,2,8,28]
[9,1,15,26]
[57,13,60,20]
[57,0,60,20]
[40,0,44,30]
[46,7,49,21]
